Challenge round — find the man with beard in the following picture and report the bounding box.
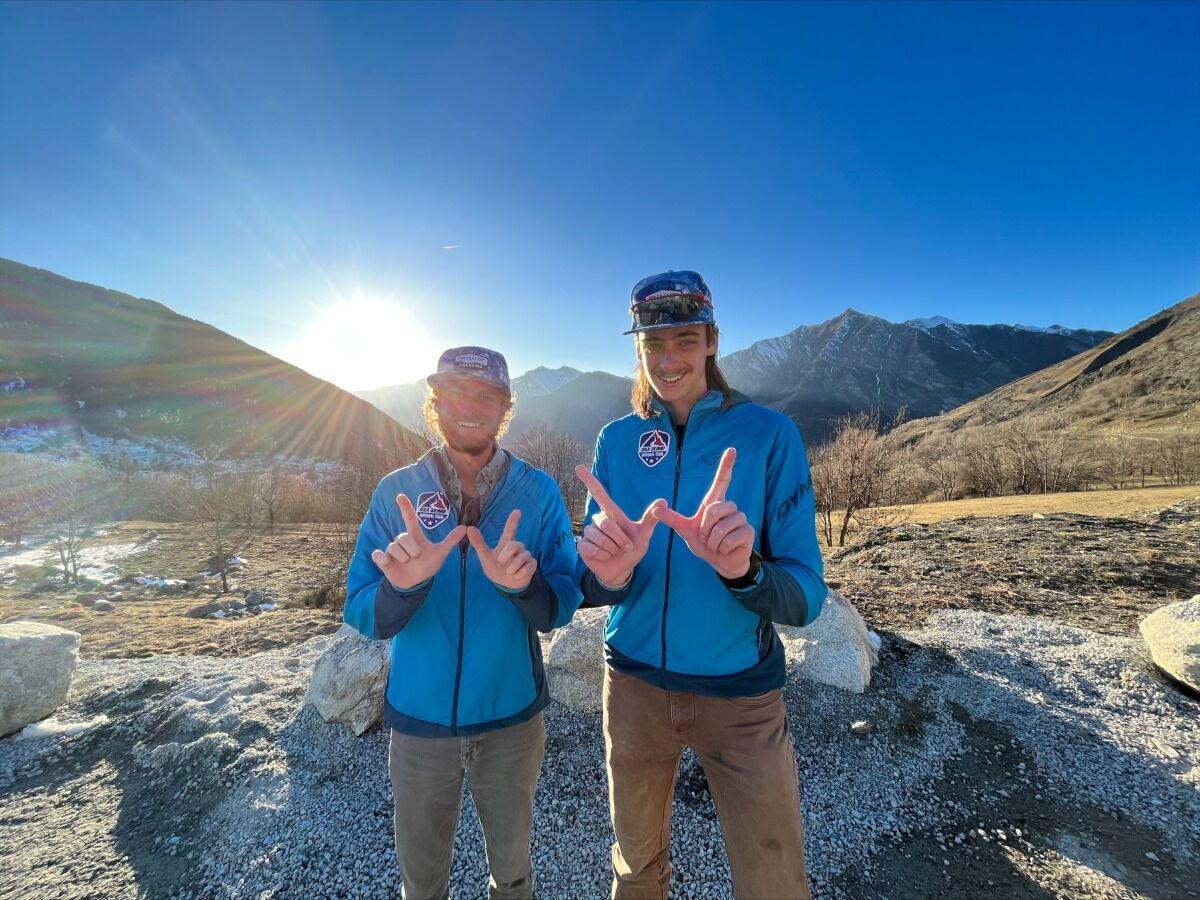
[344,346,582,900]
[575,271,827,899]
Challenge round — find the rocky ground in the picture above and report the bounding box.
[2,501,1199,899]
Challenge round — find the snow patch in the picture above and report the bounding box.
[15,714,110,741]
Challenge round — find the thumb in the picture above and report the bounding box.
[652,505,690,533]
[636,499,667,533]
[436,525,466,555]
[465,526,489,557]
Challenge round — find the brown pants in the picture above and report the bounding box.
[603,666,811,900]
[388,712,546,900]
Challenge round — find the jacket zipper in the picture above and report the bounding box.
[660,422,685,673]
[447,461,527,734]
[450,545,466,733]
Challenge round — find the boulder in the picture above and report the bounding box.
[91,599,117,613]
[545,608,607,713]
[0,622,82,738]
[1139,595,1200,692]
[777,590,879,693]
[304,625,391,735]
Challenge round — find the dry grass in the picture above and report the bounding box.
[860,484,1200,527]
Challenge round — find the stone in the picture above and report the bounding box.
[304,624,391,735]
[186,600,232,619]
[1139,595,1200,692]
[849,719,875,735]
[91,599,117,612]
[545,607,607,713]
[0,621,82,738]
[777,590,879,693]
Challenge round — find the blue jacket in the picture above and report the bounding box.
[581,391,827,697]
[344,451,582,737]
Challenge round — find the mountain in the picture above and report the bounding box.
[512,366,581,398]
[720,308,1112,442]
[0,259,425,467]
[894,292,1200,444]
[506,371,633,451]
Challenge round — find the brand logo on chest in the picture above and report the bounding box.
[415,491,451,529]
[637,429,671,467]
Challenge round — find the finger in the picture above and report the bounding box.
[707,512,746,553]
[495,539,523,566]
[596,515,633,551]
[398,532,422,559]
[465,526,490,559]
[499,509,521,546]
[512,557,536,582]
[583,523,623,557]
[396,493,423,534]
[699,500,737,542]
[371,548,395,572]
[651,505,691,534]
[578,539,614,563]
[702,448,737,505]
[506,549,533,576]
[575,466,625,522]
[718,525,755,556]
[634,499,667,538]
[386,541,411,565]
[433,524,467,554]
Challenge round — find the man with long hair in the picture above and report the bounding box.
[344,346,582,899]
[575,271,827,899]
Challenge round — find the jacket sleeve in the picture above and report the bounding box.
[500,476,585,631]
[729,420,827,627]
[577,429,635,608]
[343,482,433,641]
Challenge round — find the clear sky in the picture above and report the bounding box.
[2,1,1197,391]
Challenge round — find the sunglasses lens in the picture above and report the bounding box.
[631,296,707,329]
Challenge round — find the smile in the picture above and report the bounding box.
[658,373,685,384]
[455,421,482,428]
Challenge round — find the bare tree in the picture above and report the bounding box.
[1157,434,1200,486]
[1095,432,1139,490]
[919,437,960,501]
[256,464,284,530]
[958,431,1009,497]
[510,425,588,523]
[810,409,907,547]
[174,450,259,594]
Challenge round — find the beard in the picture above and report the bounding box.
[441,419,500,457]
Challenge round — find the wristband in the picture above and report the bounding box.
[720,551,763,591]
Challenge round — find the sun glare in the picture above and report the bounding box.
[285,299,437,392]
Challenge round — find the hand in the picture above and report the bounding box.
[575,466,666,588]
[371,493,466,590]
[653,448,755,580]
[467,509,537,592]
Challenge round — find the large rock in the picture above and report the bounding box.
[304,624,391,735]
[1,622,82,738]
[545,607,607,713]
[778,590,879,693]
[1140,595,1200,692]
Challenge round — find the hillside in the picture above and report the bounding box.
[721,309,1112,442]
[0,260,424,467]
[507,370,634,450]
[895,291,1200,445]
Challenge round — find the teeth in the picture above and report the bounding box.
[456,421,481,428]
[660,374,684,383]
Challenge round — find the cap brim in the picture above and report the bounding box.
[623,319,715,335]
[427,372,510,395]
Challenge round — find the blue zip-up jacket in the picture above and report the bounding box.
[344,451,583,736]
[580,390,827,697]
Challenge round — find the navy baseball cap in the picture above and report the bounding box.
[427,346,511,396]
[625,270,715,335]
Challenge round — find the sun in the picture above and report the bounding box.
[285,298,437,391]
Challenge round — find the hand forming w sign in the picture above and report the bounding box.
[652,448,755,580]
[372,493,466,590]
[467,509,537,592]
[575,466,666,589]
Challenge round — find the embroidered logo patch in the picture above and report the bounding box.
[637,429,671,467]
[415,491,451,529]
[454,352,489,369]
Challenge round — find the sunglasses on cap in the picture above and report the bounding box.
[625,294,715,334]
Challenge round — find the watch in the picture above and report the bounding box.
[720,551,763,591]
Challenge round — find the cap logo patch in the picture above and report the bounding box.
[415,491,451,529]
[454,352,489,369]
[637,429,671,467]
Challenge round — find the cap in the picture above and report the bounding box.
[426,346,511,395]
[625,270,715,334]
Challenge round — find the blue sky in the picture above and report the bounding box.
[2,1,1197,391]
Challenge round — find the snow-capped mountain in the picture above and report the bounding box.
[721,309,1112,441]
[511,366,582,399]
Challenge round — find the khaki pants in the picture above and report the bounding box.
[603,666,811,900]
[388,712,546,900]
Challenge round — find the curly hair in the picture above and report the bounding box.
[421,388,515,445]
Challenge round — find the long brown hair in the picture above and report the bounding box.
[631,325,732,419]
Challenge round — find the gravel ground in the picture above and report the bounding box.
[2,607,1198,900]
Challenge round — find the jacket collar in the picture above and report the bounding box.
[649,389,749,425]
